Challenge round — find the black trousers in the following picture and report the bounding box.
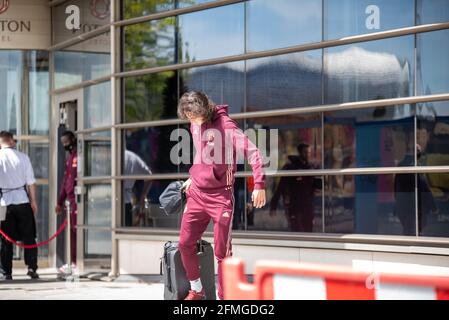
[0,203,38,275]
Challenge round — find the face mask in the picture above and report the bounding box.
[64,144,74,152]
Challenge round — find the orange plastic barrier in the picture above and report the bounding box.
[223,258,449,300]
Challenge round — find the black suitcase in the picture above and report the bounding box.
[162,240,216,300]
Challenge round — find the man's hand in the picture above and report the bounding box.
[31,201,38,215]
[252,189,266,209]
[55,205,62,215]
[182,178,192,193]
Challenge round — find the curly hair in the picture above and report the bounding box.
[177,91,216,123]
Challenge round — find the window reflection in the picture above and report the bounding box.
[122,180,181,228]
[247,0,322,52]
[247,51,322,111]
[123,18,176,71]
[417,0,449,24]
[325,106,415,168]
[124,72,178,123]
[178,4,244,63]
[325,37,414,104]
[28,51,49,135]
[123,126,179,174]
[417,29,449,96]
[85,133,112,177]
[252,176,323,232]
[122,0,217,19]
[27,143,49,179]
[55,33,111,89]
[325,174,414,236]
[122,0,174,19]
[36,185,49,258]
[123,150,152,227]
[181,62,245,114]
[84,81,111,129]
[246,114,322,171]
[417,100,449,237]
[85,184,112,258]
[0,51,23,135]
[324,0,414,39]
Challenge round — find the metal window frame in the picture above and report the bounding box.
[49,0,449,269]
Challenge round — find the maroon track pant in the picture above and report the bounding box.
[178,185,234,300]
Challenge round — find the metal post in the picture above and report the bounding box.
[65,200,72,275]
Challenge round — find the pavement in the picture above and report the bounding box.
[0,268,165,300]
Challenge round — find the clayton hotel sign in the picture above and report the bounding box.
[0,0,51,49]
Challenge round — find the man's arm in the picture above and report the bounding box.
[27,184,38,214]
[227,120,266,208]
[25,156,38,214]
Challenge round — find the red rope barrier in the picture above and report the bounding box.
[0,218,68,249]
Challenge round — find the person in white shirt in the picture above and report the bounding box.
[0,131,39,280]
[123,150,152,226]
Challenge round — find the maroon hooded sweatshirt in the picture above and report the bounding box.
[189,105,265,192]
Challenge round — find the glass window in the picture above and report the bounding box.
[36,185,50,258]
[122,179,182,228]
[122,0,218,19]
[417,100,449,237]
[417,29,449,96]
[52,0,111,45]
[178,3,245,63]
[181,61,245,114]
[123,71,177,123]
[122,0,174,19]
[324,106,415,168]
[84,81,111,129]
[85,132,112,177]
[252,175,323,233]
[0,50,50,136]
[84,230,112,258]
[325,174,415,236]
[28,51,50,136]
[246,114,322,171]
[417,0,449,24]
[84,184,112,257]
[0,51,22,135]
[85,184,112,227]
[324,0,414,40]
[123,17,176,71]
[324,36,414,104]
[247,50,322,112]
[27,142,50,179]
[55,33,111,89]
[247,0,322,52]
[177,0,217,9]
[123,126,179,175]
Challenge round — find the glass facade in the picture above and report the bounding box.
[2,0,448,268]
[0,50,50,259]
[115,0,449,238]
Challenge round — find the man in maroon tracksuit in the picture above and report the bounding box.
[55,131,78,271]
[177,91,266,300]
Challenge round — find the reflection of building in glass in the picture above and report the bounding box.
[1,0,449,276]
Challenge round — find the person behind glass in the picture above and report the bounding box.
[0,131,39,280]
[394,144,438,235]
[123,149,152,227]
[177,91,266,300]
[55,131,78,274]
[269,143,321,232]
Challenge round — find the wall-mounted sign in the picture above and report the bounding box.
[52,0,110,52]
[0,0,50,50]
